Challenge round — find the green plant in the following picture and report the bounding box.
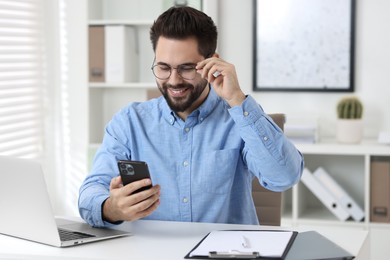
[337,96,363,119]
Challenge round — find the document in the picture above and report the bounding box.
[187,230,296,259]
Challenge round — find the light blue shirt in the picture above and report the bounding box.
[78,86,303,227]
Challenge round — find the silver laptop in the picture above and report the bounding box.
[0,156,130,247]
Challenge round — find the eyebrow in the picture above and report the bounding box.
[156,61,197,67]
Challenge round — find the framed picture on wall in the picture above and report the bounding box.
[253,0,356,92]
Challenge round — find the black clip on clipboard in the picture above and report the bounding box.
[209,250,260,259]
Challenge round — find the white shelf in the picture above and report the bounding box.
[295,139,390,156]
[89,82,156,89]
[89,20,153,26]
[290,139,390,230]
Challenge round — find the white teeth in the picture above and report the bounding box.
[171,88,185,94]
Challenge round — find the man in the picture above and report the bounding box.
[79,6,303,227]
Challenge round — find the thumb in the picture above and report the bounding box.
[110,176,122,190]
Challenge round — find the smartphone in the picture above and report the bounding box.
[117,160,152,193]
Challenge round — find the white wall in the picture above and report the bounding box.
[217,0,390,139]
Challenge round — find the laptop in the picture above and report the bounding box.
[0,156,130,247]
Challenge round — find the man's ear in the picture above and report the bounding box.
[212,53,220,58]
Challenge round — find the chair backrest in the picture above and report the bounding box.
[252,114,285,226]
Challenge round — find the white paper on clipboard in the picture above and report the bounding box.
[189,230,294,258]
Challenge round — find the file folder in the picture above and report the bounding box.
[370,159,390,222]
[105,25,138,83]
[88,26,105,82]
[301,168,350,221]
[313,167,364,221]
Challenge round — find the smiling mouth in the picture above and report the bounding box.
[168,87,189,97]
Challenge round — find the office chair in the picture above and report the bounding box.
[252,114,285,226]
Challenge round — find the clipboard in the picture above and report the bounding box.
[184,230,298,259]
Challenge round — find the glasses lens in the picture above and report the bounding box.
[152,64,171,80]
[177,65,197,80]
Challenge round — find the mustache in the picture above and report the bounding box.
[163,83,194,89]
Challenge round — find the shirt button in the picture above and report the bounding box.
[183,197,188,203]
[185,127,190,132]
[263,136,269,141]
[243,111,249,116]
[183,161,189,167]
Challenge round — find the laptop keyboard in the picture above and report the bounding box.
[58,228,96,241]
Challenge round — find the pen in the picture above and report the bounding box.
[241,235,249,248]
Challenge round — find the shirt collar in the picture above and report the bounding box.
[160,84,221,125]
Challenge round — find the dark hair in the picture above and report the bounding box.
[150,6,218,58]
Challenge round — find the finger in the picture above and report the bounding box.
[197,58,218,79]
[130,195,161,220]
[208,67,223,83]
[120,190,160,222]
[123,178,152,195]
[212,71,221,78]
[125,184,160,206]
[137,199,161,219]
[133,192,160,212]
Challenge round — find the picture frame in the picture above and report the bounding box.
[253,0,356,92]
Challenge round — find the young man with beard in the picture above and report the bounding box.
[79,6,304,227]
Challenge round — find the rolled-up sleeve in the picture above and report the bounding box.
[228,95,304,191]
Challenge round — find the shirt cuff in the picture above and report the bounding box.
[92,194,122,227]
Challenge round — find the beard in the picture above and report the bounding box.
[157,79,208,113]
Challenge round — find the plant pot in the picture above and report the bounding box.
[336,119,363,144]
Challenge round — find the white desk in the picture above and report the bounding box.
[0,219,369,260]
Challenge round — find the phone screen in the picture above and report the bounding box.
[117,160,152,193]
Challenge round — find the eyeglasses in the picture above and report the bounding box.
[151,62,198,80]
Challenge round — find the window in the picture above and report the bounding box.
[0,0,45,158]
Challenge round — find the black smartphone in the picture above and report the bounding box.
[117,160,152,193]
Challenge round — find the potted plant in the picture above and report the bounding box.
[336,96,364,144]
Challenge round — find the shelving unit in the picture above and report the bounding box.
[281,139,390,230]
[88,1,161,148]
[87,0,206,146]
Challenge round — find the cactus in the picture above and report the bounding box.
[337,96,363,119]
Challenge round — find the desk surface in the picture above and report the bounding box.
[0,218,369,260]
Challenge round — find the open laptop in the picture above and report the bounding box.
[0,156,130,247]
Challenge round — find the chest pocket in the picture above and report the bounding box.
[199,148,241,194]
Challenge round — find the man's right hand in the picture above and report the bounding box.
[102,176,160,223]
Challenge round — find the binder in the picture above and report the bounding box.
[313,167,364,221]
[105,25,138,83]
[301,168,350,221]
[88,26,105,82]
[370,159,390,222]
[185,230,297,259]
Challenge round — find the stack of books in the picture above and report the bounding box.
[285,124,318,144]
[301,167,365,221]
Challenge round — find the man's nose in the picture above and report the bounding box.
[167,69,183,85]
